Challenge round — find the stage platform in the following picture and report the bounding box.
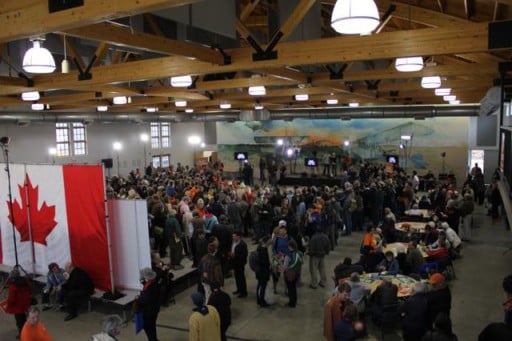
[278,174,342,187]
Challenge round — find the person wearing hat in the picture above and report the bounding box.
[478,274,512,340]
[136,267,161,341]
[189,292,221,341]
[207,282,231,341]
[41,262,67,311]
[426,273,452,329]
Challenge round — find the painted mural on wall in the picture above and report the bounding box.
[216,117,469,181]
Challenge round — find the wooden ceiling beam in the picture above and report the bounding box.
[64,22,225,65]
[271,0,317,43]
[240,0,262,22]
[92,42,110,67]
[0,0,202,43]
[30,23,491,91]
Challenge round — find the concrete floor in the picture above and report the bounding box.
[1,205,510,340]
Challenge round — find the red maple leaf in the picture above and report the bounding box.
[7,175,57,246]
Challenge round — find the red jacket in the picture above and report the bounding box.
[6,278,32,314]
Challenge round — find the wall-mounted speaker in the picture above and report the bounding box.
[101,158,113,169]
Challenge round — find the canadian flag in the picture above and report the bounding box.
[0,164,111,290]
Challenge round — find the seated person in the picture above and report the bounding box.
[334,303,366,341]
[422,222,439,246]
[376,251,400,275]
[61,262,94,321]
[440,222,462,256]
[333,257,364,285]
[370,277,398,325]
[406,241,426,274]
[426,234,450,260]
[426,273,452,329]
[347,273,370,317]
[42,262,67,311]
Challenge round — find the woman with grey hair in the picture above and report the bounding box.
[135,267,160,341]
[91,314,123,340]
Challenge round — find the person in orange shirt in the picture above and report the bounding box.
[21,307,52,341]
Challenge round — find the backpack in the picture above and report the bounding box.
[249,251,259,272]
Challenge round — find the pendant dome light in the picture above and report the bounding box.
[22,37,56,74]
[331,0,380,35]
[394,1,423,72]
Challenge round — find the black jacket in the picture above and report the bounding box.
[63,267,94,295]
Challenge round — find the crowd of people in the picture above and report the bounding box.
[1,159,510,340]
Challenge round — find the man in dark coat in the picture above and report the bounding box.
[400,282,428,341]
[230,231,248,297]
[208,281,232,341]
[307,227,331,289]
[137,267,161,341]
[61,262,94,321]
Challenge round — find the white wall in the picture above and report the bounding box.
[0,121,206,176]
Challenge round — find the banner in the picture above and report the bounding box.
[0,164,111,290]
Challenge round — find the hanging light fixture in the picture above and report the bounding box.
[170,75,193,88]
[97,105,108,112]
[435,88,451,96]
[449,100,460,105]
[220,101,231,109]
[394,1,423,72]
[61,34,69,73]
[22,37,56,74]
[185,108,194,113]
[113,96,127,105]
[255,103,264,110]
[348,102,359,107]
[331,0,380,35]
[421,76,441,89]
[443,95,456,101]
[146,107,158,112]
[395,57,424,72]
[295,94,309,101]
[327,98,339,105]
[21,91,40,101]
[248,75,266,96]
[31,103,45,111]
[175,100,187,107]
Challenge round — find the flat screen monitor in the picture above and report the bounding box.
[386,154,399,164]
[234,152,248,161]
[304,157,318,167]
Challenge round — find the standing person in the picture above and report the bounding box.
[41,262,66,311]
[20,307,52,341]
[259,157,266,185]
[255,236,272,307]
[5,267,32,338]
[478,274,512,340]
[165,208,184,269]
[91,314,123,341]
[307,227,331,289]
[426,273,452,329]
[458,193,475,241]
[422,313,458,341]
[282,240,303,308]
[322,153,330,176]
[61,262,94,321]
[189,292,221,341]
[230,231,248,298]
[136,268,161,341]
[324,283,353,341]
[207,282,232,341]
[199,243,224,302]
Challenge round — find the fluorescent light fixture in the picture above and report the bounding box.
[395,57,424,72]
[188,135,201,145]
[220,102,232,109]
[327,98,339,105]
[331,0,380,35]
[401,135,412,141]
[31,103,45,111]
[185,108,194,113]
[254,104,264,110]
[146,107,158,112]
[295,94,309,101]
[140,133,149,142]
[21,91,40,101]
[113,142,122,151]
[97,105,108,112]
[170,75,192,87]
[175,100,187,107]
[113,96,127,105]
[443,95,456,101]
[435,88,451,96]
[449,100,461,105]
[276,139,284,146]
[22,38,56,74]
[421,76,441,89]
[348,102,359,107]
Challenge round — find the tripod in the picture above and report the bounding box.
[0,137,31,285]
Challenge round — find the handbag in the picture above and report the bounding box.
[285,270,297,282]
